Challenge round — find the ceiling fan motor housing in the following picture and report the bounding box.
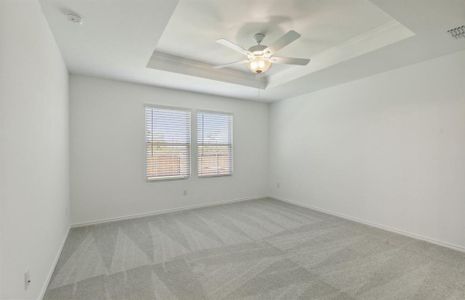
[248,44,268,54]
[250,33,272,56]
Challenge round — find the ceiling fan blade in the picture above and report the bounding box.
[216,39,251,56]
[213,60,249,69]
[270,56,310,65]
[266,30,301,53]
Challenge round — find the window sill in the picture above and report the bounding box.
[198,174,233,178]
[146,176,189,182]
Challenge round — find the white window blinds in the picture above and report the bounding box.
[197,111,233,177]
[145,106,191,180]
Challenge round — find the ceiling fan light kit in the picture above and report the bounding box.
[248,56,272,74]
[215,30,311,75]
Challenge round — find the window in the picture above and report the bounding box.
[145,106,191,180]
[197,111,233,177]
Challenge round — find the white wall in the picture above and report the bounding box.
[270,50,465,250]
[70,75,269,225]
[0,1,70,299]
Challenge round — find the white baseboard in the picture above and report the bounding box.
[71,197,264,228]
[38,226,70,300]
[271,196,465,254]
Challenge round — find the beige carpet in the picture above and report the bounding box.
[44,198,465,299]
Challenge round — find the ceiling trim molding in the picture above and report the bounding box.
[146,51,267,89]
[267,20,415,88]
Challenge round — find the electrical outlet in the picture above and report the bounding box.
[183,190,188,196]
[24,271,31,290]
[276,183,280,189]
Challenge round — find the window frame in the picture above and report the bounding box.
[144,104,193,182]
[196,110,234,178]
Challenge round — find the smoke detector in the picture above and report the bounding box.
[447,25,465,39]
[66,12,83,24]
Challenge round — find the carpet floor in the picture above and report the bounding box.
[44,198,465,299]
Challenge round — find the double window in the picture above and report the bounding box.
[145,106,233,180]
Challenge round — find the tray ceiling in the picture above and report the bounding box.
[40,0,465,101]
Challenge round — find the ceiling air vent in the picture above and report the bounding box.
[447,25,465,39]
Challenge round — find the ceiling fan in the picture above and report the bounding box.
[214,30,310,74]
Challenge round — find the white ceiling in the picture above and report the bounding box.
[40,0,465,102]
[155,0,394,73]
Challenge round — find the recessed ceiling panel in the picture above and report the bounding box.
[157,0,395,59]
[152,0,398,77]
